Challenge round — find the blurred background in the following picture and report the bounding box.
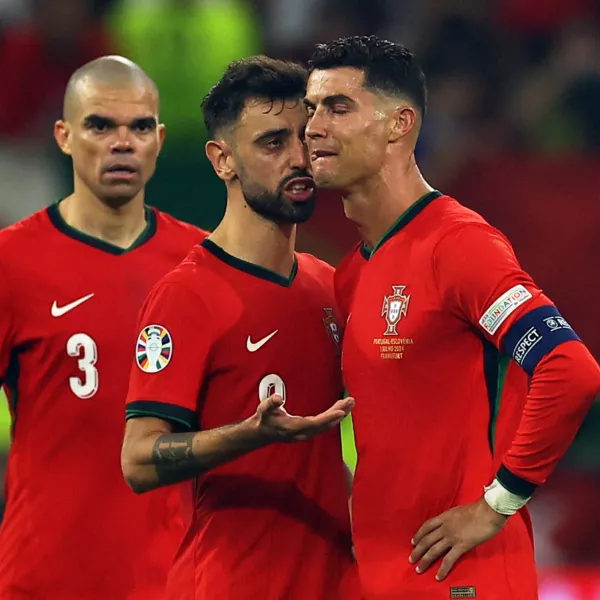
[1,0,600,597]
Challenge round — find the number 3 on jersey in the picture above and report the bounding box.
[258,374,286,404]
[66,333,99,399]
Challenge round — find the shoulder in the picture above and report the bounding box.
[152,208,209,245]
[436,195,507,235]
[428,196,514,253]
[297,252,335,276]
[0,208,52,269]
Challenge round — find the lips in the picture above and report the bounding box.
[103,163,139,174]
[282,177,316,202]
[310,149,337,161]
[283,177,315,193]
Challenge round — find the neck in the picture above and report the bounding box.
[340,154,433,248]
[59,182,147,249]
[209,193,296,279]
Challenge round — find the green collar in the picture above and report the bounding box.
[361,190,442,259]
[47,201,156,255]
[201,238,298,287]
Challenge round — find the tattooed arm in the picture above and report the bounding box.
[121,394,355,493]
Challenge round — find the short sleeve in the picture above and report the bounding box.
[126,280,213,431]
[0,262,15,384]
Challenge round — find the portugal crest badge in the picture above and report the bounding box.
[322,307,341,348]
[381,285,410,336]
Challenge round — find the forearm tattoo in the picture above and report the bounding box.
[152,433,199,485]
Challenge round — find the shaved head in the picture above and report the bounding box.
[54,55,165,209]
[63,56,158,121]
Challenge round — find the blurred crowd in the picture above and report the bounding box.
[2,0,600,223]
[1,0,600,581]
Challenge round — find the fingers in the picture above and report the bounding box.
[409,528,445,565]
[415,539,452,574]
[411,516,442,546]
[311,397,355,425]
[260,396,356,442]
[257,394,286,415]
[330,396,356,413]
[436,546,465,581]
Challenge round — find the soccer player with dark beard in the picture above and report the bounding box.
[304,35,600,600]
[121,56,359,600]
[0,56,206,599]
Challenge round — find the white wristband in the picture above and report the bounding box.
[483,478,530,516]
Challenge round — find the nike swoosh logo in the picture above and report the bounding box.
[51,293,95,317]
[246,330,278,352]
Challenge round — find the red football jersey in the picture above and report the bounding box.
[0,204,206,600]
[339,191,565,599]
[126,239,359,600]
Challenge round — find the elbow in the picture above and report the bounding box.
[571,345,600,411]
[557,342,600,415]
[121,447,154,495]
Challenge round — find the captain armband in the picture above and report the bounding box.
[501,305,581,375]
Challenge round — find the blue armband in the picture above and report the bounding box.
[501,305,581,375]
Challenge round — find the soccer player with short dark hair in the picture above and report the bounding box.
[121,56,359,600]
[305,35,600,600]
[0,56,206,599]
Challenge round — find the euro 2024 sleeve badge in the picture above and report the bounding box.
[136,324,173,373]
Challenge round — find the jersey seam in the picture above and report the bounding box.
[154,279,216,353]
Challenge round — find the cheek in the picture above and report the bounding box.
[139,138,160,167]
[72,139,102,169]
[345,129,386,169]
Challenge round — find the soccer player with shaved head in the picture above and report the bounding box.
[0,56,206,599]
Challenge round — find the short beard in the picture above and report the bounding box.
[240,176,316,224]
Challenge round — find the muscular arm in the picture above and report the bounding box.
[121,416,266,493]
[122,394,354,493]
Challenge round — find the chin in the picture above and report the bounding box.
[99,190,140,209]
[313,170,339,189]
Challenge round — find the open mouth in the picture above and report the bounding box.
[282,177,316,202]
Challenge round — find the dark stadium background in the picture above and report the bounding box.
[1,1,600,597]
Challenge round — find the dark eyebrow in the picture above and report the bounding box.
[253,127,291,144]
[82,114,157,129]
[304,94,357,110]
[132,116,158,129]
[83,114,116,128]
[323,94,357,108]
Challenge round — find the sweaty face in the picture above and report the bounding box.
[56,81,164,208]
[232,98,316,224]
[305,67,390,189]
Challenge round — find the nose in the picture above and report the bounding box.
[110,126,134,153]
[290,138,310,171]
[306,111,326,141]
